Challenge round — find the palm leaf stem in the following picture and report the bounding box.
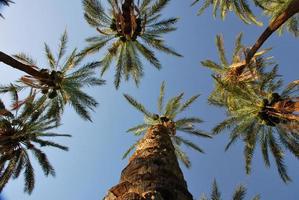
[246,0,299,64]
[0,51,49,80]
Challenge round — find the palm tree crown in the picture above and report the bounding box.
[1,31,105,122]
[212,72,299,182]
[82,0,181,89]
[200,180,260,200]
[123,81,211,167]
[0,97,70,194]
[201,33,273,108]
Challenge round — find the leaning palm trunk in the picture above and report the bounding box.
[121,0,136,37]
[0,51,50,82]
[104,124,193,200]
[246,0,299,63]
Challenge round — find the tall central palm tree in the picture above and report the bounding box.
[82,0,181,88]
[103,82,210,199]
[0,31,105,122]
[0,96,70,194]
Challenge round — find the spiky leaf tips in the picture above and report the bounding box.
[82,0,181,89]
[211,65,299,182]
[1,31,105,122]
[123,81,211,167]
[203,33,299,182]
[0,96,70,194]
[191,0,262,26]
[0,0,14,19]
[202,33,274,108]
[199,179,261,200]
[192,0,299,37]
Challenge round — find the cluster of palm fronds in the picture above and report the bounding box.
[123,82,211,167]
[81,0,181,88]
[1,31,105,122]
[0,31,104,193]
[204,34,299,182]
[200,180,260,200]
[202,33,273,108]
[192,0,299,36]
[0,96,70,193]
[1,0,298,197]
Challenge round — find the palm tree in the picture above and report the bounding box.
[212,75,299,183]
[201,33,272,108]
[0,96,70,194]
[103,82,210,199]
[200,180,260,200]
[0,0,14,18]
[0,31,105,122]
[82,0,181,89]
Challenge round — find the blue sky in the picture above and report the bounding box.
[0,1,299,199]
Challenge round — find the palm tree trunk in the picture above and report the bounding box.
[246,0,299,64]
[122,0,134,36]
[0,51,48,80]
[104,124,193,200]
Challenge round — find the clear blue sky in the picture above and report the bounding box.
[1,1,299,199]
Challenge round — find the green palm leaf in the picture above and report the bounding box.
[82,0,180,88]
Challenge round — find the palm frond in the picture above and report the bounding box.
[174,144,191,168]
[124,94,153,118]
[211,179,221,200]
[126,123,149,135]
[232,185,246,200]
[44,43,56,70]
[56,30,68,66]
[158,81,165,113]
[173,135,204,153]
[122,139,141,159]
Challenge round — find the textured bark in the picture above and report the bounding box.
[104,124,193,200]
[0,51,49,80]
[122,0,134,36]
[246,0,299,64]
